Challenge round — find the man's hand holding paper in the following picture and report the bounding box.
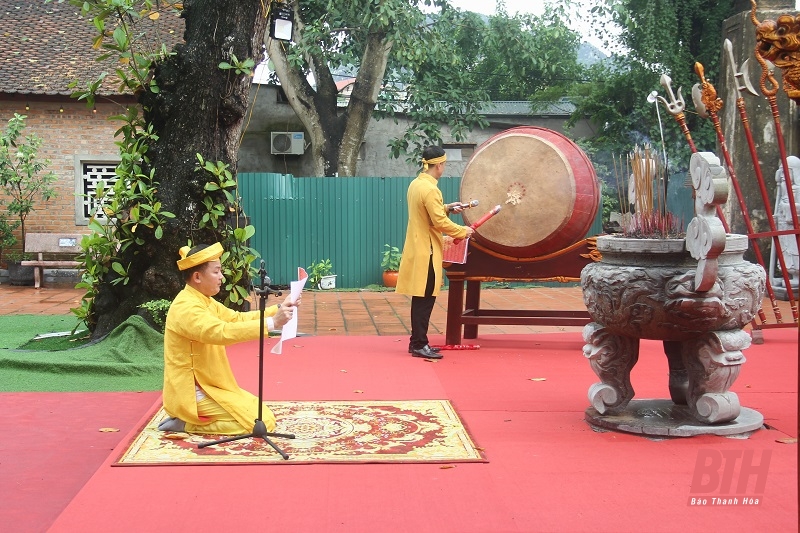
[271,268,308,354]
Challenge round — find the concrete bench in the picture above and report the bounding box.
[20,233,83,288]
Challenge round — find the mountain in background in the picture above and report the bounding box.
[578,41,609,66]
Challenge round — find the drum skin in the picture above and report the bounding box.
[460,126,600,259]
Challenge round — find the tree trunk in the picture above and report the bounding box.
[90,0,268,338]
[338,32,393,176]
[266,13,392,177]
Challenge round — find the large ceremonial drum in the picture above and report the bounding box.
[460,126,600,259]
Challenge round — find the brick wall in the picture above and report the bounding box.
[0,98,122,254]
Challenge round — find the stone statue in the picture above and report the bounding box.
[774,155,800,286]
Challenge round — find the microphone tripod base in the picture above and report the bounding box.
[198,419,295,460]
[196,260,293,459]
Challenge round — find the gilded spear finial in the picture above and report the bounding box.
[691,62,723,118]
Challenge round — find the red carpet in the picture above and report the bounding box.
[2,329,797,532]
[0,391,160,532]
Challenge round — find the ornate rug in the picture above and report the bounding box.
[115,400,486,465]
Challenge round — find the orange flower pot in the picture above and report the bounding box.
[382,270,399,288]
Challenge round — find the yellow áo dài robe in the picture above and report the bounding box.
[396,172,468,297]
[163,284,279,434]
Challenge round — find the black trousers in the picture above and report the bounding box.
[410,256,436,349]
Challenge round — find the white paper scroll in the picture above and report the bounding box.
[271,267,308,354]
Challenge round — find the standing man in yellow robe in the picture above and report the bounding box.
[158,242,297,434]
[396,146,474,359]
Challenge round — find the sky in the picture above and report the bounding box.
[448,0,800,53]
[449,0,800,15]
[256,1,800,81]
[447,0,612,52]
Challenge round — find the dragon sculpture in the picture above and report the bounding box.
[751,0,800,102]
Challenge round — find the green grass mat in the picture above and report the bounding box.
[0,315,163,392]
[0,315,84,350]
[19,328,91,351]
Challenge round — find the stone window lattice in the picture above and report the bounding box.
[74,156,119,225]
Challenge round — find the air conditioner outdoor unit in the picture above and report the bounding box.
[271,131,305,155]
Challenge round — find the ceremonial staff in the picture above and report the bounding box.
[750,2,800,259]
[724,39,797,320]
[692,61,780,323]
[656,73,730,231]
[656,74,698,153]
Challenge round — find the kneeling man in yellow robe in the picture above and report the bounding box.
[158,243,297,435]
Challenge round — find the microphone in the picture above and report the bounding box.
[258,260,268,288]
[448,199,479,212]
[255,261,282,296]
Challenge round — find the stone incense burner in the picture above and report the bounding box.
[579,152,767,437]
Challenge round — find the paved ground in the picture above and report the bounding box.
[1,282,795,338]
[0,283,589,336]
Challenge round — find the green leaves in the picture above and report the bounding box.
[218,54,256,76]
[193,153,259,306]
[464,6,583,102]
[112,26,128,50]
[0,113,59,252]
[572,0,735,172]
[381,244,401,271]
[58,0,259,328]
[233,224,255,242]
[195,154,237,230]
[71,99,175,316]
[307,258,333,287]
[63,0,179,103]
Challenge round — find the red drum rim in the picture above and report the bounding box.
[460,126,600,259]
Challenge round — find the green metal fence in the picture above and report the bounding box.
[666,172,695,231]
[238,173,605,288]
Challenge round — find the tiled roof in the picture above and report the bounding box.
[0,0,183,96]
[335,79,355,92]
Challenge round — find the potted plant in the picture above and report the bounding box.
[381,244,402,288]
[307,258,335,289]
[0,113,58,283]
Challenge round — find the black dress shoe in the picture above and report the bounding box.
[408,344,441,354]
[411,345,443,359]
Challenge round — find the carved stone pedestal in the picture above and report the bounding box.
[585,400,764,438]
[580,234,766,436]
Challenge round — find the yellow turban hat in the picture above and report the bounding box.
[422,154,446,171]
[177,242,224,271]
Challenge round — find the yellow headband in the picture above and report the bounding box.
[177,242,224,271]
[422,154,447,171]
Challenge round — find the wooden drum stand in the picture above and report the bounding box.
[443,239,596,345]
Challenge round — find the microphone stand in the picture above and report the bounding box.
[198,261,295,459]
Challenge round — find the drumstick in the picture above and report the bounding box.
[454,205,502,244]
[470,204,502,228]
